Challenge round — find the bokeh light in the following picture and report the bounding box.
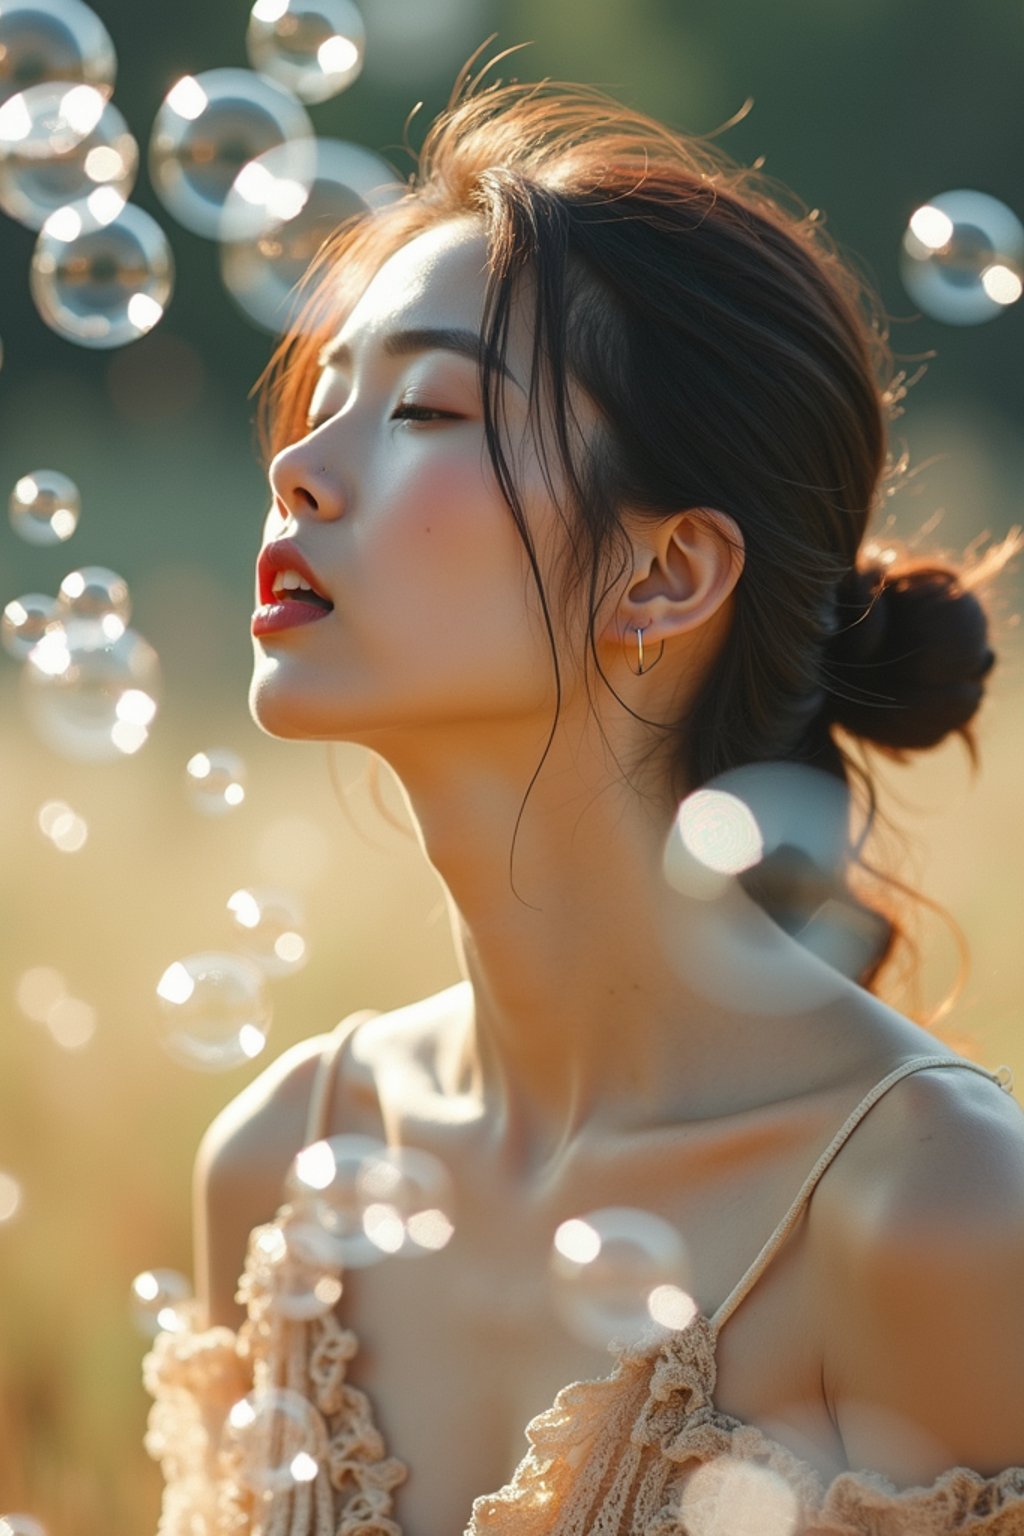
[223,1388,327,1492]
[130,1268,193,1337]
[2,593,57,658]
[15,964,67,1022]
[246,0,365,103]
[8,467,79,545]
[0,81,136,229]
[0,1172,24,1224]
[550,1206,696,1349]
[31,197,174,347]
[220,136,401,333]
[23,616,161,759]
[148,67,314,240]
[37,797,88,851]
[185,747,247,813]
[44,993,96,1048]
[900,189,1024,325]
[0,0,116,107]
[155,951,271,1070]
[227,885,307,975]
[678,1457,799,1536]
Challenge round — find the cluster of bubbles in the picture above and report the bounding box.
[0,0,401,348]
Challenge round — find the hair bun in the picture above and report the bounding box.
[823,560,995,750]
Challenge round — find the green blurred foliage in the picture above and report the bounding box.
[0,0,1022,1530]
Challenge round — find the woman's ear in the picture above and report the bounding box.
[614,507,745,645]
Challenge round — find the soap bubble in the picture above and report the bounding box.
[23,617,160,759]
[0,0,116,107]
[550,1206,696,1349]
[220,137,402,333]
[155,951,271,1070]
[149,68,314,239]
[287,1134,455,1266]
[185,747,247,813]
[253,1217,343,1319]
[0,1171,24,1223]
[223,1387,327,1492]
[246,0,365,104]
[56,564,130,624]
[8,467,79,544]
[227,886,307,975]
[130,1267,194,1337]
[31,197,173,348]
[679,1457,799,1536]
[37,798,88,851]
[0,82,136,229]
[2,592,57,658]
[900,190,1024,325]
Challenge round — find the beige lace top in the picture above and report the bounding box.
[143,1018,1024,1535]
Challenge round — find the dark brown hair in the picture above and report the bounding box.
[259,57,1016,1005]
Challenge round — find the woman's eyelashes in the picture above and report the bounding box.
[303,399,463,433]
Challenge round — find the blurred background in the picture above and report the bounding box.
[0,0,1021,1529]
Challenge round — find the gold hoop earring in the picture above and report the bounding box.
[627,622,665,676]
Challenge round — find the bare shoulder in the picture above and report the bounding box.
[812,1060,1024,1482]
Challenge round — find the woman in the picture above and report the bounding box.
[144,61,1024,1536]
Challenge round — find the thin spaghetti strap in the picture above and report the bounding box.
[304,1009,379,1146]
[709,1054,1014,1338]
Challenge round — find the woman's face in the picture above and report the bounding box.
[250,217,569,751]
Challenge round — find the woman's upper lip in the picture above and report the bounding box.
[257,540,333,607]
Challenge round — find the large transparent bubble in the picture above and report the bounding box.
[220,137,402,333]
[223,1387,327,1492]
[0,82,136,229]
[550,1206,696,1350]
[246,0,365,104]
[8,467,79,544]
[23,615,160,759]
[0,0,115,107]
[227,886,307,976]
[149,68,314,239]
[2,592,57,658]
[31,196,174,348]
[56,563,130,624]
[900,190,1024,325]
[155,951,271,1070]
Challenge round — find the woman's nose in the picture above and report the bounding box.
[268,434,346,522]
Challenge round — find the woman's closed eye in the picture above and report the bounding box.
[391,400,462,424]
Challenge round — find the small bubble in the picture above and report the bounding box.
[185,747,246,814]
[0,80,136,230]
[23,617,160,760]
[130,1267,193,1337]
[31,197,174,348]
[246,0,365,103]
[149,67,314,240]
[550,1206,695,1350]
[2,592,57,659]
[57,564,131,624]
[223,1388,327,1492]
[227,886,307,976]
[901,189,1024,326]
[8,467,79,545]
[0,0,116,108]
[155,952,271,1071]
[258,1216,343,1319]
[0,1171,24,1223]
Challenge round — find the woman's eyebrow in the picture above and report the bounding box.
[317,326,524,391]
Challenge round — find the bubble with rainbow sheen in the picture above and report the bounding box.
[156,951,271,1071]
[57,564,130,625]
[0,0,116,108]
[8,467,79,545]
[224,1387,327,1493]
[130,1267,194,1337]
[220,137,402,334]
[31,196,173,348]
[246,0,365,104]
[0,81,136,229]
[227,886,307,976]
[550,1206,697,1350]
[149,67,313,240]
[185,747,247,814]
[2,592,56,659]
[900,190,1024,326]
[23,615,160,760]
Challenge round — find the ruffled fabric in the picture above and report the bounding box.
[145,1240,1024,1536]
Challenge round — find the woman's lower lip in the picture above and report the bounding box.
[251,600,333,636]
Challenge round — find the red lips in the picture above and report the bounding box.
[256,540,332,608]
